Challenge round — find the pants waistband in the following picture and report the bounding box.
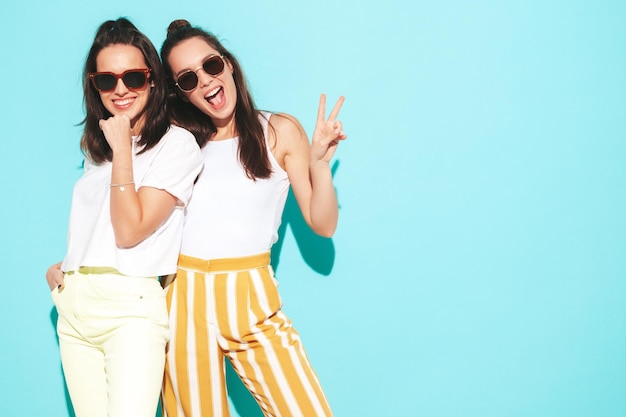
[66,267,124,276]
[178,252,270,273]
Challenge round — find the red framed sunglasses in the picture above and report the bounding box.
[89,69,151,92]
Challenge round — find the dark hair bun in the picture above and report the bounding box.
[167,19,192,36]
[95,18,139,41]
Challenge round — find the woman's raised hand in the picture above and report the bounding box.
[99,114,133,153]
[310,94,347,164]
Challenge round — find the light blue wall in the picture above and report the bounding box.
[1,1,625,416]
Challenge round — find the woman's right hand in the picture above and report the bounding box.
[99,114,133,153]
[46,262,64,291]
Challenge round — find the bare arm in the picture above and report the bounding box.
[101,115,178,248]
[277,94,347,237]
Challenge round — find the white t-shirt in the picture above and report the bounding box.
[61,125,203,277]
[180,112,290,259]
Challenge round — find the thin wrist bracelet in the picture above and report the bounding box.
[110,181,135,191]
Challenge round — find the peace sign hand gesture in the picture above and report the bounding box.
[310,94,347,164]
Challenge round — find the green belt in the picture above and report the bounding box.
[66,267,124,276]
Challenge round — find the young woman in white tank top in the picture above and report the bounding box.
[159,19,347,417]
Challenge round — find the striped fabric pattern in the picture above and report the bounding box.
[162,253,333,417]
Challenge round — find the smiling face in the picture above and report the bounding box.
[168,37,237,135]
[95,44,151,135]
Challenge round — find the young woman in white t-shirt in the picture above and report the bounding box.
[45,18,202,417]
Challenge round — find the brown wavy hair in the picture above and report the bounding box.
[81,18,169,163]
[161,19,271,179]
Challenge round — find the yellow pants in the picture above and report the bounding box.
[53,270,169,417]
[162,253,333,417]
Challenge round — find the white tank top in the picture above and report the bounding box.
[180,112,290,259]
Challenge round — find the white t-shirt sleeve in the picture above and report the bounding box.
[83,157,94,173]
[140,127,203,207]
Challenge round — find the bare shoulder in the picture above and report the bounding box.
[269,112,305,135]
[268,113,309,166]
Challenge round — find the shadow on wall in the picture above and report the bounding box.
[270,160,340,276]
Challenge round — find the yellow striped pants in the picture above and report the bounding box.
[161,253,333,417]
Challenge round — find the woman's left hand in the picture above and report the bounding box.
[310,94,347,164]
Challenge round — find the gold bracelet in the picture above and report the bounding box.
[110,181,135,191]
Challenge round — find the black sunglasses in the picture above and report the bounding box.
[175,55,226,92]
[89,69,151,92]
